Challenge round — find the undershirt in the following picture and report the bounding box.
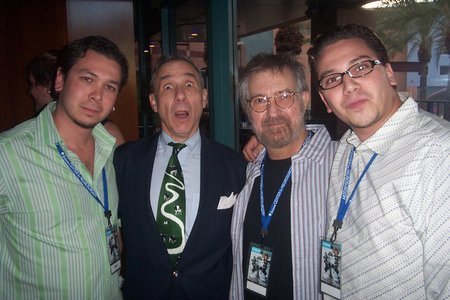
[243,156,293,299]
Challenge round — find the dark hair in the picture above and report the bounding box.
[308,24,389,72]
[239,53,308,115]
[150,55,204,93]
[26,50,59,86]
[57,35,129,90]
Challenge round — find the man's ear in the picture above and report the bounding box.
[149,94,158,113]
[300,90,310,110]
[54,67,64,92]
[319,90,333,113]
[202,89,208,109]
[384,63,398,87]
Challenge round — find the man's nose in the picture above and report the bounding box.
[342,73,359,94]
[174,86,186,102]
[89,86,103,101]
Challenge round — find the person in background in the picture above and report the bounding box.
[308,23,450,299]
[114,55,246,299]
[26,49,126,145]
[230,53,336,299]
[0,35,129,299]
[102,117,126,145]
[26,49,59,114]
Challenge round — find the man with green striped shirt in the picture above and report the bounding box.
[0,36,128,299]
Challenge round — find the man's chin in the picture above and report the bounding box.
[74,119,99,129]
[259,134,291,150]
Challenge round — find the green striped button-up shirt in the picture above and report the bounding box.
[0,102,122,299]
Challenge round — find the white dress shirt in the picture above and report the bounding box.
[325,96,450,299]
[150,130,201,239]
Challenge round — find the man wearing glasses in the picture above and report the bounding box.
[230,53,337,299]
[308,24,450,299]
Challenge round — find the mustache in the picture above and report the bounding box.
[262,115,290,127]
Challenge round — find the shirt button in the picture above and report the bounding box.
[172,271,179,278]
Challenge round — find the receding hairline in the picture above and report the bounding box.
[153,59,204,90]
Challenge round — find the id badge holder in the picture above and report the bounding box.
[320,240,342,299]
[105,224,121,274]
[245,242,273,297]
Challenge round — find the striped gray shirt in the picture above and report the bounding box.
[231,124,337,299]
[326,97,450,299]
[0,102,122,299]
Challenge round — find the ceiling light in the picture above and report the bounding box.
[363,0,427,9]
[362,1,383,9]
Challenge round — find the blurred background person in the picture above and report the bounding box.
[26,50,58,114]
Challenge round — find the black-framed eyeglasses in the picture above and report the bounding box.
[247,90,298,113]
[318,59,382,90]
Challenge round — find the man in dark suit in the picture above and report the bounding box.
[114,55,246,299]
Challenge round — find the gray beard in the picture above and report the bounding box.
[256,115,303,149]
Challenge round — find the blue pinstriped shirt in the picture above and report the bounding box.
[230,124,337,299]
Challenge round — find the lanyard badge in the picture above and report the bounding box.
[321,146,377,299]
[246,131,313,297]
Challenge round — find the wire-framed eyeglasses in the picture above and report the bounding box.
[319,59,382,90]
[247,90,298,113]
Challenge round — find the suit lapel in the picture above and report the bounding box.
[182,136,218,254]
[137,137,161,233]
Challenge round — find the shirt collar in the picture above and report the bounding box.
[342,95,418,156]
[159,129,201,153]
[291,124,333,164]
[35,101,115,149]
[248,124,333,180]
[35,101,62,146]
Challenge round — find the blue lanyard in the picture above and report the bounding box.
[259,158,291,236]
[330,146,377,242]
[55,143,111,222]
[259,131,313,237]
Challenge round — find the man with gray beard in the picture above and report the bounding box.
[230,53,337,299]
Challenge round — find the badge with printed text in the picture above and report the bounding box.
[245,242,273,297]
[320,240,341,299]
[106,224,121,274]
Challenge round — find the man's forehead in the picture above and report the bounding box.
[249,67,295,84]
[159,60,198,77]
[71,50,120,72]
[156,61,199,84]
[319,38,374,61]
[316,39,376,73]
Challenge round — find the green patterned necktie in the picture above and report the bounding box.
[156,142,187,265]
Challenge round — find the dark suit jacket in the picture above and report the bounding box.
[114,133,246,300]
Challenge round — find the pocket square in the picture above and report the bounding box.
[217,192,237,210]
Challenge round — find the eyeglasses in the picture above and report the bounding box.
[247,90,298,113]
[318,59,382,90]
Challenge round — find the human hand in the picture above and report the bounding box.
[242,135,264,162]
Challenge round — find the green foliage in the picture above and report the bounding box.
[375,0,445,63]
[375,0,450,99]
